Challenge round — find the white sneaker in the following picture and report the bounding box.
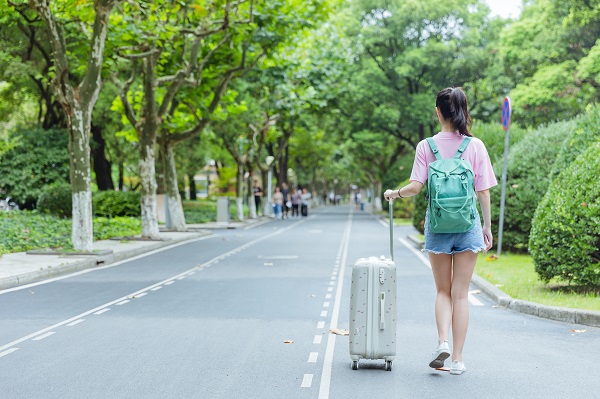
[449,360,467,375]
[429,341,451,368]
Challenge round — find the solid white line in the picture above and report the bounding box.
[320,311,328,317]
[132,293,147,298]
[176,276,185,280]
[94,308,110,315]
[301,374,313,388]
[0,219,307,354]
[0,348,19,358]
[378,219,388,228]
[32,332,55,341]
[313,335,323,344]
[308,352,319,363]
[164,281,175,285]
[318,212,353,399]
[115,300,130,306]
[0,235,215,295]
[468,292,484,306]
[317,321,325,329]
[398,237,431,268]
[66,319,85,327]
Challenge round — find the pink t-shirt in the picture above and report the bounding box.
[410,131,498,192]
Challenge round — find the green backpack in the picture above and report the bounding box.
[426,137,477,234]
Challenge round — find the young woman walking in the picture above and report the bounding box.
[384,87,496,375]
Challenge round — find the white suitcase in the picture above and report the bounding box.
[349,201,397,371]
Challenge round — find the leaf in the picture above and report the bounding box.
[571,330,586,333]
[329,329,349,336]
[283,340,294,344]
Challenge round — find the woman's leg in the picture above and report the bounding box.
[450,250,477,362]
[429,253,453,344]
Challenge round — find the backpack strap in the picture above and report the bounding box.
[426,138,442,161]
[454,137,472,159]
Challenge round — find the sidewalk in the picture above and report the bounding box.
[404,233,600,328]
[0,217,268,291]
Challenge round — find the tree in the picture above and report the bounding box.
[10,0,119,250]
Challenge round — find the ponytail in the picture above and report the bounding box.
[435,87,472,136]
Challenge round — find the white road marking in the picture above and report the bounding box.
[176,276,185,280]
[328,281,335,286]
[132,293,147,298]
[0,348,19,358]
[319,212,353,399]
[308,352,319,363]
[327,287,333,292]
[115,300,130,306]
[325,294,332,299]
[66,319,85,327]
[151,286,163,291]
[0,219,307,354]
[164,281,174,285]
[32,332,55,341]
[323,302,330,308]
[399,238,485,306]
[313,335,323,344]
[258,255,299,260]
[317,321,325,329]
[301,374,313,388]
[320,311,328,317]
[378,219,389,228]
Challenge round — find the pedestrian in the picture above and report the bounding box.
[272,186,284,220]
[300,187,311,217]
[384,87,496,375]
[329,190,335,205]
[290,188,300,217]
[281,182,290,219]
[253,181,262,216]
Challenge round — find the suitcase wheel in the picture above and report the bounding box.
[385,361,392,371]
[351,360,359,370]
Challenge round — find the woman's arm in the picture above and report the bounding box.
[383,181,424,201]
[476,189,493,251]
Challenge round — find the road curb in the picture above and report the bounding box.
[406,235,600,328]
[0,231,211,291]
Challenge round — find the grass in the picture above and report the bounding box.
[475,253,600,311]
[393,218,413,226]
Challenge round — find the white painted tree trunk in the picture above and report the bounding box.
[236,197,244,221]
[162,142,187,231]
[72,189,93,251]
[139,146,160,239]
[374,181,383,211]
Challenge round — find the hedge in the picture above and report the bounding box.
[529,142,600,286]
[490,120,575,251]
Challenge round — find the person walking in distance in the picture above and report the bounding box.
[384,87,496,375]
[253,181,263,216]
[272,186,284,220]
[290,188,300,217]
[300,187,311,217]
[281,182,290,219]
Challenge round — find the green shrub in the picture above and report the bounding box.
[36,184,72,218]
[529,142,600,286]
[93,190,141,218]
[183,200,217,223]
[412,187,427,234]
[490,120,575,251]
[93,216,141,240]
[550,104,600,180]
[471,122,527,165]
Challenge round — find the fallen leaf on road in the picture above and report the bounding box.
[571,330,586,333]
[284,340,294,344]
[435,367,450,372]
[330,329,349,336]
[469,290,481,295]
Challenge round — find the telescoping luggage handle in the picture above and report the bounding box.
[389,199,394,261]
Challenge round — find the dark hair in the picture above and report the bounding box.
[435,87,472,136]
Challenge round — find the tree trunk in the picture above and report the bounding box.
[236,162,245,221]
[188,173,197,200]
[118,161,124,191]
[139,55,160,239]
[161,138,187,231]
[373,180,383,211]
[91,124,114,190]
[248,170,257,219]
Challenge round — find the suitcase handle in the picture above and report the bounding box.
[389,199,394,261]
[380,292,385,330]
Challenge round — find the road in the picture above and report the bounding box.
[0,205,598,398]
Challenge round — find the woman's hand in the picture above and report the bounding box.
[383,189,397,202]
[482,225,493,251]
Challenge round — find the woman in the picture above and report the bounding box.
[384,87,496,375]
[272,186,284,220]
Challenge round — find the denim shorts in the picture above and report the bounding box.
[423,211,485,255]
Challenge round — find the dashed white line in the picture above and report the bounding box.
[313,335,323,344]
[0,348,19,358]
[320,311,328,317]
[301,374,313,388]
[94,308,110,315]
[323,302,330,308]
[164,281,175,285]
[317,321,325,329]
[325,294,332,299]
[308,352,319,363]
[115,300,130,306]
[32,332,55,341]
[327,287,333,292]
[468,291,484,306]
[328,281,335,286]
[66,319,85,327]
[176,276,185,280]
[151,286,163,291]
[132,293,147,298]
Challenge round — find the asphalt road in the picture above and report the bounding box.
[0,205,598,399]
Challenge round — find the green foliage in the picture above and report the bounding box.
[529,142,600,286]
[0,128,70,208]
[551,104,600,179]
[0,211,140,254]
[93,191,141,218]
[471,122,528,165]
[183,200,217,224]
[412,187,427,234]
[36,184,72,218]
[491,121,575,251]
